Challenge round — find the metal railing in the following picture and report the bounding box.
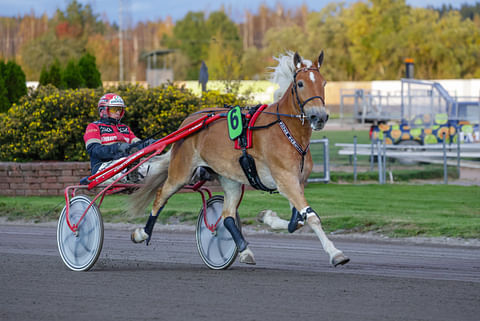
[307,138,330,183]
[336,137,480,184]
[340,79,480,125]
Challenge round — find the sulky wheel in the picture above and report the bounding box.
[196,195,240,270]
[57,195,104,271]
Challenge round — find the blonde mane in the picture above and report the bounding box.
[269,51,313,101]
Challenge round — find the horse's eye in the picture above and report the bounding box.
[298,81,304,88]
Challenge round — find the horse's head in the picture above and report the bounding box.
[292,51,329,130]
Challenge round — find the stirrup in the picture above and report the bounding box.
[288,207,305,233]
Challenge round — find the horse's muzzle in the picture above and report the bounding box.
[308,108,329,130]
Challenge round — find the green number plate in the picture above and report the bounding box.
[227,106,243,140]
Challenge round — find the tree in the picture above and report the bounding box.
[39,66,50,86]
[19,0,105,80]
[206,32,242,85]
[3,61,27,105]
[0,61,10,113]
[48,59,64,88]
[63,59,85,89]
[78,53,102,88]
[164,11,209,79]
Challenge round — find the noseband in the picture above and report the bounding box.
[291,67,326,118]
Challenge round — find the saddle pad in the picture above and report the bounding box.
[234,104,268,150]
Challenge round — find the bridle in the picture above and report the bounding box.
[291,67,326,119]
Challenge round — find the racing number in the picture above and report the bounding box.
[227,106,243,140]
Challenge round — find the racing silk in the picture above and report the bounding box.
[84,117,141,174]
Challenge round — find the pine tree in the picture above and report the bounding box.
[78,53,102,88]
[39,65,50,86]
[63,59,85,89]
[49,59,64,88]
[0,61,10,113]
[4,61,27,105]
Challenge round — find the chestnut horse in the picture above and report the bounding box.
[130,51,349,267]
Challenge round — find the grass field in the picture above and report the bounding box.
[1,183,479,238]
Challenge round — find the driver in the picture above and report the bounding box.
[83,93,154,181]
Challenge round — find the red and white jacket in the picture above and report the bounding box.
[84,118,140,174]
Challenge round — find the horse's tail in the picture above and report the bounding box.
[129,150,171,218]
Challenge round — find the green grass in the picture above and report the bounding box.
[1,184,479,238]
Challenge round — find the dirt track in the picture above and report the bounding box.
[1,224,479,321]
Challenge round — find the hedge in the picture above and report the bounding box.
[0,84,247,162]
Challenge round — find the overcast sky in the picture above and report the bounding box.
[0,0,477,24]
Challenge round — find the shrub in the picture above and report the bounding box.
[0,84,247,161]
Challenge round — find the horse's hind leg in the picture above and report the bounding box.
[219,176,256,265]
[131,153,196,245]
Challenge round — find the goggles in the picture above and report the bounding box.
[108,106,124,113]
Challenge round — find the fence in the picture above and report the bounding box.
[336,137,480,184]
[307,139,330,183]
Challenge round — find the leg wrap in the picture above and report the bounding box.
[301,206,321,222]
[224,217,248,252]
[288,207,305,233]
[144,206,163,245]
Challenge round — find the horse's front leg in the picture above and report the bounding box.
[277,178,349,267]
[219,176,256,265]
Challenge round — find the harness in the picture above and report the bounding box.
[230,104,310,192]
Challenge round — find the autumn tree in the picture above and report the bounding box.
[19,0,104,80]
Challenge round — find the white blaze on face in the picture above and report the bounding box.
[309,71,316,83]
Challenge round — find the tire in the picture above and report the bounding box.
[196,195,240,270]
[57,195,104,271]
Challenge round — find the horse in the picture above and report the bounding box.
[130,51,350,267]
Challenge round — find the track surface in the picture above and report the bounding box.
[1,224,479,321]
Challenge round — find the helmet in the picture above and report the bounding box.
[98,93,126,120]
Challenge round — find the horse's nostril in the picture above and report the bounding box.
[325,114,329,122]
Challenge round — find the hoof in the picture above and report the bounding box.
[331,253,350,267]
[131,228,148,244]
[239,247,256,265]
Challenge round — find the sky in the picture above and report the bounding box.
[0,0,478,24]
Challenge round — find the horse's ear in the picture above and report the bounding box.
[294,52,302,69]
[318,50,324,69]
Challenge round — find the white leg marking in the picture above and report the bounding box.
[131,228,149,243]
[300,207,342,260]
[259,210,289,230]
[239,247,256,265]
